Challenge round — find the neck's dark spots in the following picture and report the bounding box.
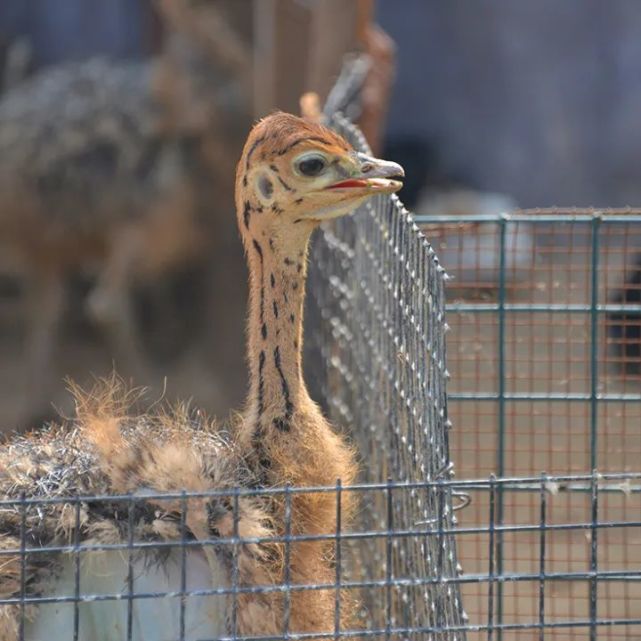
[269,238,275,252]
[271,203,284,215]
[292,282,299,291]
[284,257,294,266]
[273,416,291,432]
[294,197,304,205]
[289,313,295,324]
[253,239,265,339]
[269,164,279,173]
[251,425,272,477]
[297,263,303,274]
[273,346,294,419]
[270,273,276,288]
[293,218,303,224]
[257,349,266,415]
[273,301,279,319]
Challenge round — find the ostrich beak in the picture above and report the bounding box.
[326,153,404,194]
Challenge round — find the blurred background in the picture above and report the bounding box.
[1,0,641,432]
[2,4,640,636]
[379,0,641,209]
[0,0,384,430]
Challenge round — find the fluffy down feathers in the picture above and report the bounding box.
[0,381,281,641]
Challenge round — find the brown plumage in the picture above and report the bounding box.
[0,383,278,640]
[0,112,404,639]
[0,0,250,428]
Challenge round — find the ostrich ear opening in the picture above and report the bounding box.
[257,174,274,201]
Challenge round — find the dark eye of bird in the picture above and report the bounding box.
[297,155,326,177]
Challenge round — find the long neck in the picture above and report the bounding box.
[244,223,315,429]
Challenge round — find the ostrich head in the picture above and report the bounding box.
[235,112,404,241]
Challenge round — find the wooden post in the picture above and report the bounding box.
[253,0,365,117]
[251,0,393,153]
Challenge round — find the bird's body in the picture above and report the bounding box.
[0,0,249,260]
[0,58,194,278]
[0,112,404,639]
[0,395,275,641]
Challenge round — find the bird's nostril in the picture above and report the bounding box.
[361,163,373,173]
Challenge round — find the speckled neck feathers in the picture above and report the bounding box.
[233,114,354,466]
[244,221,312,432]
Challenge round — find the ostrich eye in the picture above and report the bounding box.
[296,154,327,177]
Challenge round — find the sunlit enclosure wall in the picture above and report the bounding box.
[417,210,641,639]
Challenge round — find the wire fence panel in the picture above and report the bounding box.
[2,109,640,639]
[305,113,467,639]
[1,475,639,641]
[414,209,641,639]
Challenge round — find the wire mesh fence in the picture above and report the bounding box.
[1,481,464,641]
[2,111,641,640]
[415,209,641,476]
[413,209,641,639]
[1,474,638,640]
[306,113,466,638]
[0,111,466,640]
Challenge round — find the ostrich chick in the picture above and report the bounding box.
[0,113,404,640]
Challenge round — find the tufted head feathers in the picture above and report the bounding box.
[235,112,404,239]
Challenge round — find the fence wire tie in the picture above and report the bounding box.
[415,492,471,527]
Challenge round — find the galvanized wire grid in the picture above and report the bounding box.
[415,209,641,639]
[1,110,640,638]
[306,113,466,638]
[2,481,462,641]
[2,474,639,640]
[0,112,465,641]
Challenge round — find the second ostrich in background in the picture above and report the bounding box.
[0,0,251,428]
[0,112,404,639]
